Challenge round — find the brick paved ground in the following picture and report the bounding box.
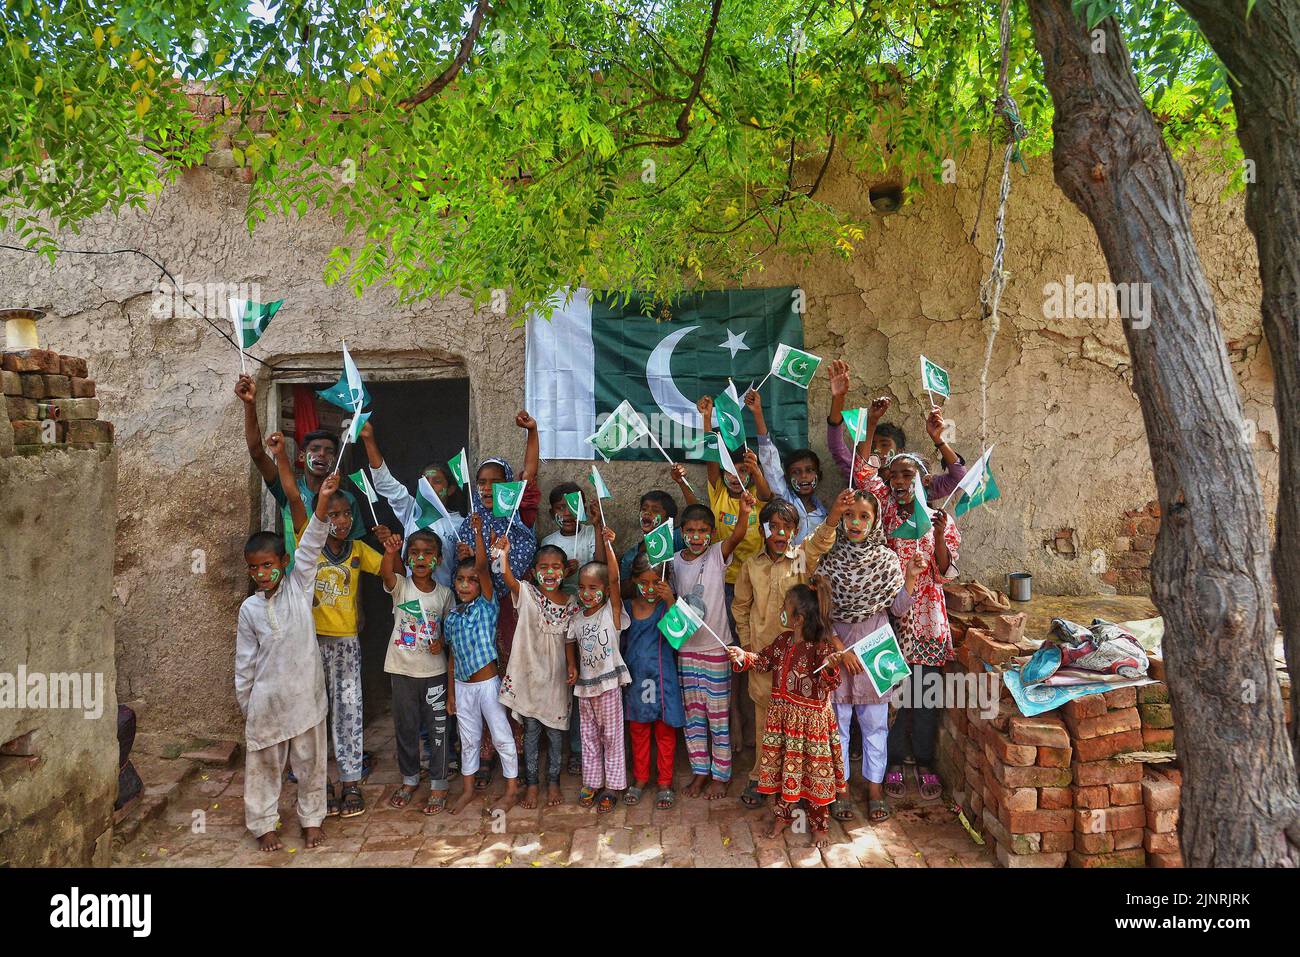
[113,711,995,868]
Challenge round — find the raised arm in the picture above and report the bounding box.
[492,527,520,598]
[267,432,307,533]
[362,421,418,530]
[516,410,540,484]
[602,527,621,630]
[720,491,754,563]
[472,513,494,602]
[380,529,403,591]
[741,448,773,501]
[670,463,699,506]
[236,374,278,484]
[695,395,721,488]
[289,472,336,594]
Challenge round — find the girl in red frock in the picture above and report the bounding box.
[727,579,847,847]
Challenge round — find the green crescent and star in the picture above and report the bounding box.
[590,287,809,461]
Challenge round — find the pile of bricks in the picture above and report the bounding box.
[1142,767,1182,867]
[2,348,114,452]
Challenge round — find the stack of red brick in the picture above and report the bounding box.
[2,349,113,452]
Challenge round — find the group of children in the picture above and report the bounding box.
[233,354,966,850]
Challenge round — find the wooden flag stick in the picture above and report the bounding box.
[699,620,732,654]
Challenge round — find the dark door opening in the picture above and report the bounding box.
[336,378,471,726]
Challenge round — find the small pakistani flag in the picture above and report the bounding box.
[281,505,297,571]
[396,597,427,626]
[686,431,741,483]
[589,464,612,500]
[643,517,675,565]
[318,371,372,412]
[349,469,377,504]
[448,448,470,489]
[920,355,951,398]
[845,623,912,696]
[657,597,704,650]
[229,298,284,349]
[584,400,649,461]
[953,446,1001,517]
[841,408,870,444]
[891,472,934,541]
[770,344,822,389]
[409,475,454,534]
[491,480,527,518]
[346,410,370,444]
[563,490,586,523]
[714,380,747,452]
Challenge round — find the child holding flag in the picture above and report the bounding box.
[541,482,596,593]
[380,529,455,813]
[620,553,684,810]
[272,432,383,819]
[618,485,684,584]
[673,494,753,800]
[744,389,828,545]
[726,581,847,847]
[567,528,630,813]
[236,469,339,851]
[495,537,577,810]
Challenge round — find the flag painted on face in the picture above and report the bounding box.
[714,380,747,452]
[643,517,675,565]
[524,286,808,461]
[584,399,650,460]
[491,480,527,518]
[844,622,912,696]
[657,597,704,650]
[448,448,470,489]
[409,475,454,535]
[349,469,378,504]
[229,298,284,349]
[589,464,612,500]
[563,491,586,523]
[770,344,821,389]
[954,447,1001,517]
[891,472,934,541]
[920,355,951,398]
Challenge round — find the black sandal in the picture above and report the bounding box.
[739,780,764,808]
[474,757,495,791]
[597,791,620,814]
[325,782,341,817]
[831,797,855,821]
[388,784,417,809]
[339,784,365,818]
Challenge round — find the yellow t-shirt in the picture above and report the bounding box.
[707,479,767,585]
[312,540,383,638]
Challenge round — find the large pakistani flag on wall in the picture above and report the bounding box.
[525,286,809,461]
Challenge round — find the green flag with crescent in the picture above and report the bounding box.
[657,598,704,650]
[643,517,675,565]
[845,622,912,696]
[491,480,527,518]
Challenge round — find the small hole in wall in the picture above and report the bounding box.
[869,183,903,213]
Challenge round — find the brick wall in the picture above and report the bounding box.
[2,349,114,452]
[1100,500,1161,596]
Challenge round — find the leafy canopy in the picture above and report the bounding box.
[0,0,1236,316]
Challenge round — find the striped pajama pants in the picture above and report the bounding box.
[678,649,732,782]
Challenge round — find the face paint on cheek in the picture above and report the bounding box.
[779,609,789,628]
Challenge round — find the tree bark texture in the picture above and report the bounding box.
[1028,0,1300,866]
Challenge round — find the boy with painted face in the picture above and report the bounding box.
[619,486,687,586]
[496,541,578,810]
[540,482,596,595]
[276,430,386,819]
[236,374,368,540]
[731,497,838,807]
[236,468,338,852]
[566,528,630,813]
[746,388,829,546]
[672,496,753,800]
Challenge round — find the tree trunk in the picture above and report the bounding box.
[1177,0,1300,770]
[1027,0,1300,866]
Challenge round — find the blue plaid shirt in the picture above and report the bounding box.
[443,594,500,681]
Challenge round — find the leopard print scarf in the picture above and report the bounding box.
[817,508,905,623]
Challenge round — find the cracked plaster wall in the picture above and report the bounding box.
[0,146,1276,739]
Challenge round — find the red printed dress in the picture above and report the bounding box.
[733,632,845,806]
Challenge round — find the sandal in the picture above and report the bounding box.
[325,782,340,817]
[655,789,676,810]
[916,767,943,801]
[578,786,599,808]
[423,792,448,815]
[339,784,366,818]
[597,791,620,814]
[884,766,906,800]
[831,798,855,821]
[388,784,418,809]
[623,785,645,806]
[868,799,891,823]
[474,758,494,791]
[739,780,764,808]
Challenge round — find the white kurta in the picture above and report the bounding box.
[235,514,330,751]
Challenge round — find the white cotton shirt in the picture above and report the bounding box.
[383,575,454,678]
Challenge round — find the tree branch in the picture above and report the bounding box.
[398,0,493,110]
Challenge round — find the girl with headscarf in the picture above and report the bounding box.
[812,488,928,823]
[862,451,961,805]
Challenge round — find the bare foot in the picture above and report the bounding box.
[303,826,324,848]
[546,783,563,807]
[764,816,789,840]
[257,830,283,852]
[705,778,728,801]
[521,784,539,810]
[684,774,708,798]
[449,777,478,815]
[492,780,520,814]
[813,831,831,849]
